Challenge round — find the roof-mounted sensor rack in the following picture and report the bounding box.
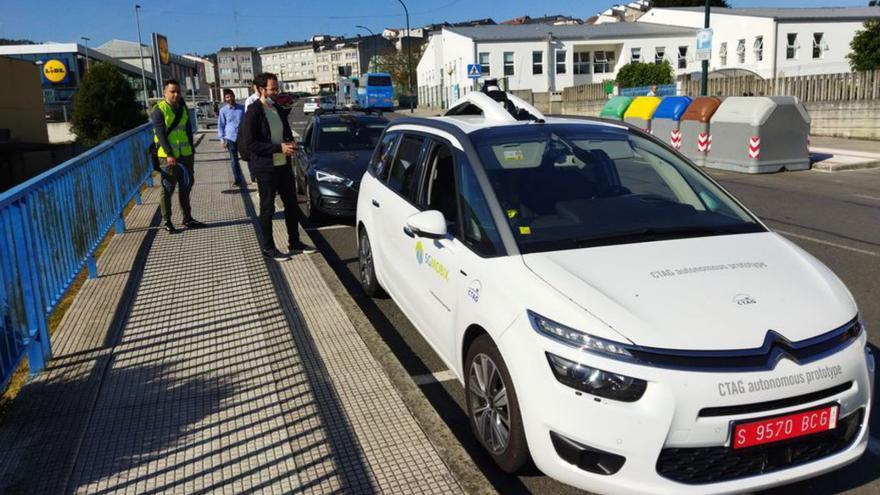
[444,79,546,123]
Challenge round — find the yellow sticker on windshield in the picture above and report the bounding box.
[503,150,524,161]
[519,226,531,235]
[507,209,518,219]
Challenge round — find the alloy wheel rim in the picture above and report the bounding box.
[360,236,372,287]
[469,353,510,454]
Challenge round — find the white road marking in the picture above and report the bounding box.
[776,230,880,257]
[853,194,880,202]
[305,224,351,232]
[412,370,458,386]
[868,436,880,456]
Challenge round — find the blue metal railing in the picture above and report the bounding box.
[0,123,154,389]
[620,84,677,97]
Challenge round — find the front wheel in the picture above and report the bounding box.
[465,334,529,473]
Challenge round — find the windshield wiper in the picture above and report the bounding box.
[573,225,750,248]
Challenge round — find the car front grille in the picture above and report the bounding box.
[656,409,863,484]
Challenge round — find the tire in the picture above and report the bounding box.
[358,228,383,297]
[465,334,529,473]
[304,184,322,222]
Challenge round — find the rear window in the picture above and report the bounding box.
[306,97,320,103]
[367,75,392,87]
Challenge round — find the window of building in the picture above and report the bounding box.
[719,42,727,66]
[593,51,614,74]
[503,52,514,76]
[786,33,799,59]
[813,33,826,59]
[478,52,490,75]
[753,36,764,62]
[737,39,746,64]
[574,52,590,74]
[532,51,543,75]
[631,47,641,63]
[654,46,665,64]
[555,50,566,74]
[677,46,688,69]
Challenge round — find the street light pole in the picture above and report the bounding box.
[81,36,91,72]
[395,0,414,113]
[135,5,150,107]
[355,25,374,73]
[700,0,710,96]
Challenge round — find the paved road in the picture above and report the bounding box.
[287,102,880,495]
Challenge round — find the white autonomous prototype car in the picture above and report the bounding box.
[354,87,874,494]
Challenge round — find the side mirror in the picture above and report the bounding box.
[405,210,447,240]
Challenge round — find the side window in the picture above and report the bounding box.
[302,123,313,152]
[369,132,399,180]
[456,153,504,256]
[423,141,459,232]
[387,134,425,203]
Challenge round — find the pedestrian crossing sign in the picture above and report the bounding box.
[467,64,481,79]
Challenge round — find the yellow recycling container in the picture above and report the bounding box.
[623,96,662,133]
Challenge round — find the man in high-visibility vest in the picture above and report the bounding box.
[150,79,203,233]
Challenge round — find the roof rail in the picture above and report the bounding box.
[444,91,546,123]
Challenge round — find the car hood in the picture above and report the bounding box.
[311,150,372,182]
[522,232,856,351]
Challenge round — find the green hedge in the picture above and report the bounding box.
[615,61,674,89]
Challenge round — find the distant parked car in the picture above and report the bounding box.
[303,96,335,114]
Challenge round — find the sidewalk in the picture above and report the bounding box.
[0,136,462,494]
[810,135,880,172]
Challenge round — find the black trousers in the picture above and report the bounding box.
[256,165,301,251]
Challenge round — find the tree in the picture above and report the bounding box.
[70,62,145,147]
[615,61,674,89]
[651,0,730,6]
[847,19,880,71]
[370,44,426,97]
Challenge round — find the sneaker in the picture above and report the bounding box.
[163,222,177,234]
[262,248,289,260]
[289,242,317,255]
[183,218,205,228]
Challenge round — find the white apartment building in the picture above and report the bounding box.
[638,7,880,78]
[258,43,318,94]
[418,23,697,108]
[217,47,260,90]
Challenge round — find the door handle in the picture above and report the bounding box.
[372,199,380,208]
[403,226,416,238]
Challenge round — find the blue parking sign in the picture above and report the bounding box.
[467,64,481,79]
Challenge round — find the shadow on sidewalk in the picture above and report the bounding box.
[239,186,377,493]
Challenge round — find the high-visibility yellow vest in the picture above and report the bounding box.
[153,100,193,158]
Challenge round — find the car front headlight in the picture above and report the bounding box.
[528,310,634,360]
[546,352,647,402]
[315,169,350,185]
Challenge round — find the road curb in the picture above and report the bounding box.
[302,228,498,495]
[812,159,880,172]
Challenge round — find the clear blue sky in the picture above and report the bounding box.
[1,0,871,55]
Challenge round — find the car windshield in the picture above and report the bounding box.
[315,121,387,152]
[470,124,764,254]
[306,97,320,104]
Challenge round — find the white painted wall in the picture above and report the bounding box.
[774,21,865,77]
[639,8,873,78]
[416,26,697,108]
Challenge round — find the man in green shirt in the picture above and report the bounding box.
[240,73,315,259]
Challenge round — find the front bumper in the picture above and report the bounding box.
[498,315,874,495]
[311,180,358,217]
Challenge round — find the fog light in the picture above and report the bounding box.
[546,352,646,402]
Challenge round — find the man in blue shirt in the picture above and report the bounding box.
[218,89,246,186]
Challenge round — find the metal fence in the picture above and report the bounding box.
[681,70,880,102]
[620,83,677,97]
[0,123,153,389]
